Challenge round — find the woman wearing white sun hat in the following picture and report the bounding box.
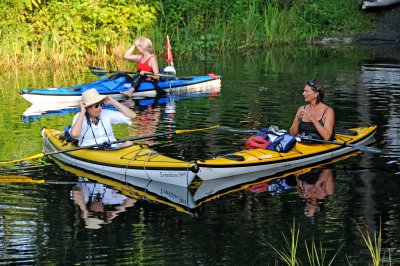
[70,88,136,147]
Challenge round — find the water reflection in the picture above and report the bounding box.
[360,60,400,89]
[296,167,335,222]
[47,154,344,229]
[55,160,197,215]
[71,180,137,229]
[21,89,220,123]
[359,59,400,169]
[3,46,400,264]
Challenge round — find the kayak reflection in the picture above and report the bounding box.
[21,89,220,122]
[53,154,344,230]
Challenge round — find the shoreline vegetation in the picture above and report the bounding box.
[1,0,374,70]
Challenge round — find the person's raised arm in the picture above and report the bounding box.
[70,101,87,139]
[124,44,140,61]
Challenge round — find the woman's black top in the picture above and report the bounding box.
[298,105,334,140]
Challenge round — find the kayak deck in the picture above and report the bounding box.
[42,128,197,187]
[21,75,221,105]
[196,125,377,180]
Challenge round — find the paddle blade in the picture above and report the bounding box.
[0,152,45,165]
[218,126,259,134]
[0,175,45,184]
[88,66,110,76]
[175,125,220,134]
[349,144,382,153]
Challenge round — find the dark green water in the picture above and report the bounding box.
[1,44,399,265]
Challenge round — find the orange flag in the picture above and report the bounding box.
[165,35,174,67]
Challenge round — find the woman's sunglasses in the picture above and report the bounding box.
[307,80,319,91]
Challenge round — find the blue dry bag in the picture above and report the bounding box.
[267,133,297,153]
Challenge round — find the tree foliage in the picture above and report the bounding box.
[26,0,158,53]
[0,0,374,69]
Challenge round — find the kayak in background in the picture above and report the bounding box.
[21,87,221,122]
[359,0,400,9]
[20,74,221,105]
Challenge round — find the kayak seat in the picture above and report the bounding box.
[215,153,245,161]
[76,77,127,91]
[67,87,81,91]
[59,134,78,146]
[338,129,358,136]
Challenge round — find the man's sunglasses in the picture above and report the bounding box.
[89,101,104,109]
[307,80,319,91]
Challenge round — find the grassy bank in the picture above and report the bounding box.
[0,0,374,70]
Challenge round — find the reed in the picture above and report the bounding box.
[264,219,300,266]
[305,237,344,266]
[356,222,383,266]
[262,1,288,45]
[264,221,343,265]
[265,219,394,265]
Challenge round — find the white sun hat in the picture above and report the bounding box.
[82,88,107,106]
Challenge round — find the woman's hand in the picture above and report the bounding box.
[302,110,316,123]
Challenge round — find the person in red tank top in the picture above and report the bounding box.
[121,37,160,97]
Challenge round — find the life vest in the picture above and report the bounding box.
[137,56,154,72]
[245,136,271,150]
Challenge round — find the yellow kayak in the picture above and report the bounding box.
[42,128,197,187]
[196,125,377,180]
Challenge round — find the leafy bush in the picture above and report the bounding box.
[27,0,158,53]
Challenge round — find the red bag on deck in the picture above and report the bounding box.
[245,136,271,150]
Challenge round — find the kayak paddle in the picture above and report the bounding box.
[0,125,220,165]
[88,66,193,80]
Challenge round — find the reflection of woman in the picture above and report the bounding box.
[296,168,335,221]
[71,180,136,229]
[128,105,161,146]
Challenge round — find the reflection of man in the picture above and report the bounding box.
[296,168,335,222]
[71,179,136,229]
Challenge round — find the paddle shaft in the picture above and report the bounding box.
[88,66,192,79]
[43,125,220,156]
[298,137,381,153]
[44,132,173,156]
